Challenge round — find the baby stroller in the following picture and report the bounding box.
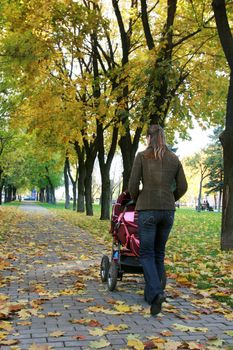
[100,191,166,291]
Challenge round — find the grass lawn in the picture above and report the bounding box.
[2,200,21,207]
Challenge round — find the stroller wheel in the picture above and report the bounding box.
[107,261,118,291]
[100,255,110,282]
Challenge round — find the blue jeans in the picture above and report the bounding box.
[138,210,175,304]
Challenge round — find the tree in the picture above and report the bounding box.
[204,128,224,212]
[110,0,228,189]
[186,150,214,212]
[212,0,233,250]
[0,0,230,223]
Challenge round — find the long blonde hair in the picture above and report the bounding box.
[146,124,167,160]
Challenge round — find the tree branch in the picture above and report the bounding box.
[140,0,154,49]
[212,0,233,69]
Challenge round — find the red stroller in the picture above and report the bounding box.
[100,191,166,291]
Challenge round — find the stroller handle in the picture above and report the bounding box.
[122,199,135,207]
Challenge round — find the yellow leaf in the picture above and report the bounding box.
[0,331,8,340]
[207,338,224,347]
[17,310,31,320]
[173,323,208,332]
[49,331,65,337]
[0,321,13,331]
[89,338,110,349]
[224,330,233,337]
[79,254,89,260]
[104,323,128,331]
[88,328,106,336]
[0,295,8,302]
[28,344,54,350]
[114,304,131,313]
[17,321,32,326]
[127,338,144,350]
[87,306,120,315]
[0,339,20,345]
[225,313,233,321]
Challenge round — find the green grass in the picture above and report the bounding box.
[38,201,67,210]
[166,209,233,307]
[39,201,102,214]
[2,200,21,207]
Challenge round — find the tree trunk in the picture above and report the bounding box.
[72,186,77,211]
[46,184,56,204]
[64,157,70,209]
[100,169,111,220]
[73,134,96,219]
[220,128,233,249]
[75,143,85,212]
[97,122,119,219]
[119,133,134,191]
[12,187,17,201]
[84,171,93,216]
[5,185,12,202]
[45,166,56,204]
[197,178,203,212]
[213,0,233,249]
[214,194,217,210]
[84,149,97,216]
[66,157,78,211]
[218,189,222,212]
[39,188,45,202]
[77,167,85,212]
[0,174,4,205]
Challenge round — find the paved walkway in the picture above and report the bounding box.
[0,203,232,350]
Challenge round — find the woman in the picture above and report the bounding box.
[128,125,187,316]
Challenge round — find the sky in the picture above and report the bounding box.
[176,123,214,160]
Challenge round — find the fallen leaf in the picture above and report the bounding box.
[72,335,86,340]
[47,312,61,317]
[49,331,65,337]
[70,318,102,327]
[89,338,110,349]
[114,304,132,313]
[88,328,106,336]
[224,330,233,337]
[0,339,20,345]
[0,321,13,331]
[17,310,31,320]
[0,331,8,340]
[160,330,173,337]
[28,344,54,350]
[127,338,144,350]
[76,298,94,303]
[172,323,208,333]
[17,321,32,326]
[104,323,128,331]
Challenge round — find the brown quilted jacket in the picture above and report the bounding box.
[128,147,188,210]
